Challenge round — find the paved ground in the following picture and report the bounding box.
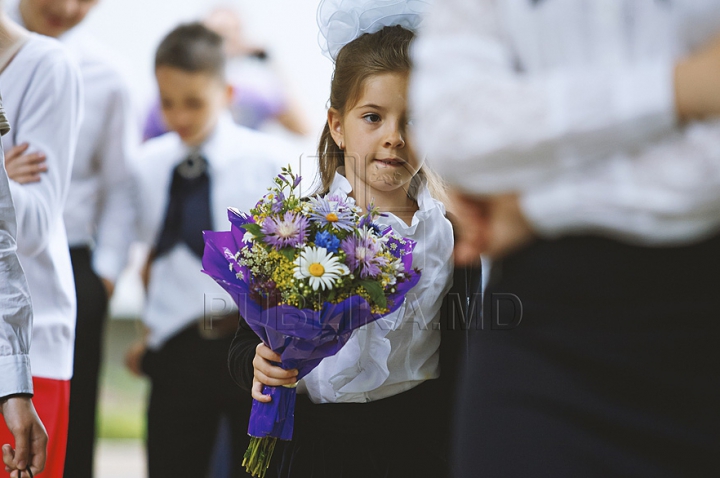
[95,439,146,478]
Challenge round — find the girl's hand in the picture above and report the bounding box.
[251,343,298,402]
[4,143,47,184]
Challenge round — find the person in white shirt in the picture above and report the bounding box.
[0,5,81,478]
[0,90,47,478]
[125,23,290,478]
[411,0,720,476]
[4,1,138,475]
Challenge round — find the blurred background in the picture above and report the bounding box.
[78,1,332,476]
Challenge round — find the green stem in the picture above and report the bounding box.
[243,436,278,478]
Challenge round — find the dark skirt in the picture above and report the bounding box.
[454,235,720,478]
[270,378,450,478]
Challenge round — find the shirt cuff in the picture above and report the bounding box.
[92,248,125,283]
[0,355,33,399]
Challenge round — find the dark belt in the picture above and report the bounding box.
[197,313,240,339]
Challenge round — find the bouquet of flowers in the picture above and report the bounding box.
[202,166,421,477]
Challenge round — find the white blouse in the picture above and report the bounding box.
[300,172,454,403]
[412,0,720,244]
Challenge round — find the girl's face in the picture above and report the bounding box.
[329,72,420,197]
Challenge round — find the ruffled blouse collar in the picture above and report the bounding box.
[327,171,445,234]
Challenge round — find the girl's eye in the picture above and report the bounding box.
[363,113,381,123]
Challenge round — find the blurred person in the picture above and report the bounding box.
[412,0,720,476]
[125,23,290,478]
[143,6,309,140]
[0,3,82,478]
[5,1,139,476]
[0,94,47,478]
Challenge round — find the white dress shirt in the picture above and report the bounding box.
[300,172,454,404]
[134,114,292,349]
[0,98,34,398]
[412,0,720,244]
[8,3,138,282]
[0,34,82,381]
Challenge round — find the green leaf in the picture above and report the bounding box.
[241,223,264,238]
[358,279,386,309]
[279,247,296,262]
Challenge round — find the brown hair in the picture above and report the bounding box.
[155,22,225,79]
[316,26,447,203]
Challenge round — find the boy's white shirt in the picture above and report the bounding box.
[0,34,82,381]
[300,172,454,404]
[134,113,293,349]
[412,0,720,244]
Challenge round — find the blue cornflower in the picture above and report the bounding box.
[314,231,340,253]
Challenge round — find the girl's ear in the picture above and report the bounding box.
[327,108,345,150]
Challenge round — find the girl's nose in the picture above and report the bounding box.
[384,124,406,149]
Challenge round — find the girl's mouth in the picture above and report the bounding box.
[374,158,405,168]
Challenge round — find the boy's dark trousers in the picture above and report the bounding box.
[142,322,253,478]
[63,246,109,478]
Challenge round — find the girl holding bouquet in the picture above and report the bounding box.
[228,2,480,476]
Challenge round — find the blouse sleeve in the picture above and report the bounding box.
[228,316,261,392]
[9,51,82,257]
[0,135,34,399]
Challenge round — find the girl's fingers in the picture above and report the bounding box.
[254,369,297,387]
[256,343,282,362]
[251,379,271,402]
[252,354,297,380]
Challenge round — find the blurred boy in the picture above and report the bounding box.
[5,1,138,475]
[126,23,290,478]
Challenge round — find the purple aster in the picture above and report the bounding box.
[341,230,387,278]
[261,211,308,249]
[308,196,356,231]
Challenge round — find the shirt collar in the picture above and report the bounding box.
[179,111,234,169]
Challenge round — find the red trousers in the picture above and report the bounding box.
[0,377,70,478]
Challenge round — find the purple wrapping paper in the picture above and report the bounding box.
[202,209,420,440]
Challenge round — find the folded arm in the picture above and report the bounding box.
[9,54,82,257]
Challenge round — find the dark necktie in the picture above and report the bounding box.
[154,152,213,260]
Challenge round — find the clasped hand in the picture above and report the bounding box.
[251,344,298,403]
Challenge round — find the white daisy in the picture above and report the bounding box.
[293,246,349,291]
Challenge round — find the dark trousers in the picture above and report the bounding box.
[454,235,720,478]
[142,325,253,478]
[63,247,109,478]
